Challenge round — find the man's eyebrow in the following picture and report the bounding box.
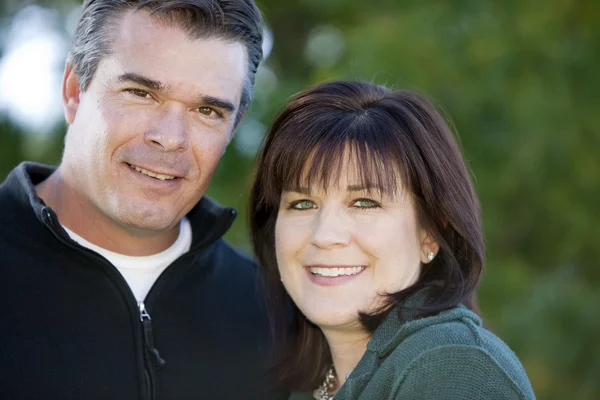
[201,95,236,114]
[117,73,236,114]
[117,73,169,92]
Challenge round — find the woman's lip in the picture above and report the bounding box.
[306,264,363,269]
[304,265,367,286]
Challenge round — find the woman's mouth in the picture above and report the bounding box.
[309,266,365,277]
[305,264,367,286]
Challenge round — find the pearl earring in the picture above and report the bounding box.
[427,252,435,261]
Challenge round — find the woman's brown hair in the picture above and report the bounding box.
[249,81,484,392]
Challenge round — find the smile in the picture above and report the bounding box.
[128,164,176,181]
[309,266,365,277]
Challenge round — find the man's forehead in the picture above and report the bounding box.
[106,9,247,105]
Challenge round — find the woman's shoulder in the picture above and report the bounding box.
[363,306,536,399]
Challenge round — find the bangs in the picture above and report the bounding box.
[260,110,412,206]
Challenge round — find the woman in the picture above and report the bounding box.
[250,81,535,399]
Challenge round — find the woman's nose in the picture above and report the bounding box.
[309,207,352,249]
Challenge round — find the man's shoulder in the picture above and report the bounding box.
[203,238,264,287]
[0,162,51,231]
[212,239,258,269]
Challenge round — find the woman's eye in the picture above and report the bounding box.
[353,198,379,209]
[290,200,315,210]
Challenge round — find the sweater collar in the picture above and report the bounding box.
[337,291,483,397]
[366,294,482,359]
[1,162,236,250]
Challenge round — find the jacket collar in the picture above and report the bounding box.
[0,162,236,250]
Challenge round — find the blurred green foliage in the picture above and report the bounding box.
[1,1,598,398]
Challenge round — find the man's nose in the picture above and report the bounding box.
[144,105,189,152]
[309,206,352,249]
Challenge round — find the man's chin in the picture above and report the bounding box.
[113,206,182,236]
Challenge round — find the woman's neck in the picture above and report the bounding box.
[322,328,371,390]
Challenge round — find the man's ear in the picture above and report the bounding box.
[420,229,440,264]
[62,61,81,125]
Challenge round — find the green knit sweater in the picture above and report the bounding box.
[291,303,535,400]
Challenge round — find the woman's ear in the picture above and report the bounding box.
[420,229,440,264]
[62,61,81,125]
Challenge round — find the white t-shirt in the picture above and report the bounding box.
[63,218,192,302]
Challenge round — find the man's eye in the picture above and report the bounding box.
[290,200,315,210]
[197,107,222,119]
[353,198,379,209]
[125,89,151,98]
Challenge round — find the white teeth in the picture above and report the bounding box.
[155,173,173,181]
[310,266,365,277]
[130,164,175,180]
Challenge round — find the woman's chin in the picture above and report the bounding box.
[299,306,366,331]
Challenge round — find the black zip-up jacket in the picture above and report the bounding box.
[0,163,288,400]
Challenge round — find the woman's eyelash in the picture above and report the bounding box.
[286,198,380,210]
[353,198,380,209]
[288,199,315,210]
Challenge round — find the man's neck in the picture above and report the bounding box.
[321,327,370,392]
[35,169,180,256]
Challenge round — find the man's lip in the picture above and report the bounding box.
[126,162,184,179]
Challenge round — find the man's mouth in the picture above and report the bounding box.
[128,163,177,181]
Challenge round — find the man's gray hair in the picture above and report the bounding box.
[69,0,264,123]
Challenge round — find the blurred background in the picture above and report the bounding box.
[1,0,598,398]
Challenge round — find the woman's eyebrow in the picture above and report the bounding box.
[286,187,311,195]
[285,184,378,194]
[347,184,377,192]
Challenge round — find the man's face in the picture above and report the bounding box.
[62,10,247,234]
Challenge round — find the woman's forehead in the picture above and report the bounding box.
[286,158,405,196]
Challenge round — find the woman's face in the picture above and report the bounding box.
[275,162,436,332]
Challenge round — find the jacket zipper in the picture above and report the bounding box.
[139,302,166,400]
[40,208,156,399]
[40,205,236,399]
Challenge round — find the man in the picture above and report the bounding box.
[0,1,287,399]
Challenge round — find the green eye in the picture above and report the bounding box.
[354,199,379,209]
[291,200,315,210]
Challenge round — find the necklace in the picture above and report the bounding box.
[313,366,336,400]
